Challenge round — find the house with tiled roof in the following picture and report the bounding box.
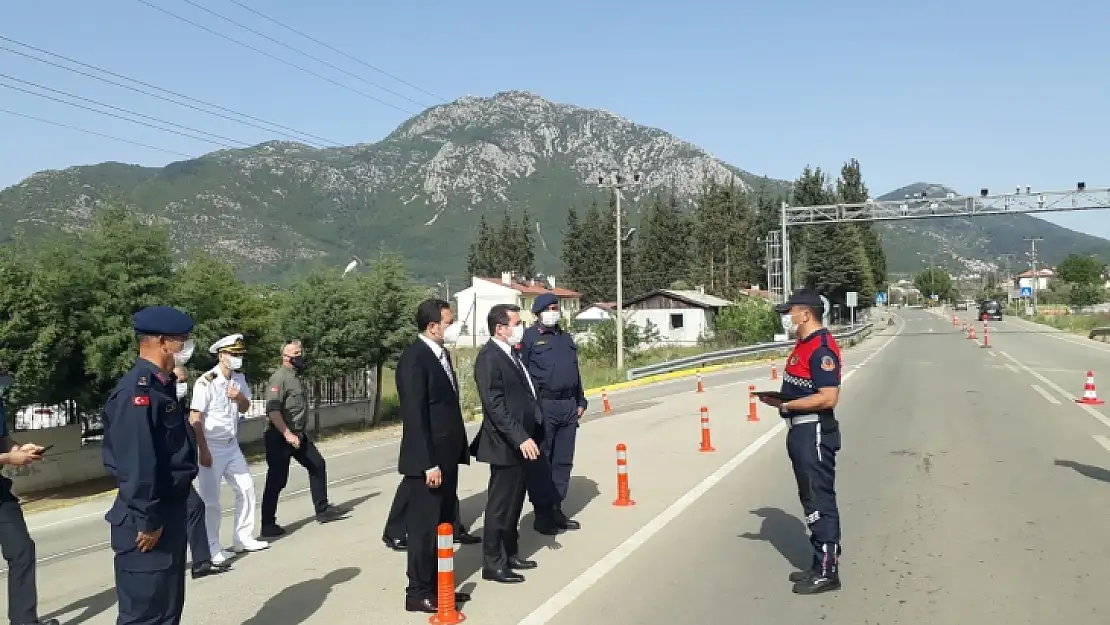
[452,272,582,347]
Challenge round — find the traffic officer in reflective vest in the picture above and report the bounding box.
[172,365,231,579]
[519,292,584,534]
[191,334,270,563]
[759,289,843,595]
[103,306,199,624]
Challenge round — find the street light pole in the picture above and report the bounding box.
[596,170,642,372]
[1023,237,1043,314]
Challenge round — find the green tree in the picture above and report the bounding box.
[691,181,747,294]
[633,194,691,295]
[79,204,175,408]
[795,167,875,305]
[837,159,886,295]
[560,206,587,292]
[1069,283,1107,307]
[170,255,280,384]
[572,198,617,304]
[517,209,536,277]
[914,267,953,300]
[465,215,496,277]
[1056,254,1105,285]
[710,298,779,346]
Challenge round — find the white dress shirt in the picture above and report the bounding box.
[492,337,536,397]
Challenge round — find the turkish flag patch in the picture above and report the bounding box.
[133,395,150,406]
[270,387,280,393]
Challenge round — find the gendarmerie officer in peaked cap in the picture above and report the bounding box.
[518,292,584,535]
[191,333,269,562]
[758,289,844,595]
[103,306,199,624]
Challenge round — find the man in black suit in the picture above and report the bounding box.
[472,303,543,583]
[396,299,473,613]
[381,491,479,551]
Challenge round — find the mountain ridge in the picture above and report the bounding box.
[1,90,1106,283]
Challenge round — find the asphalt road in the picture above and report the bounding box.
[32,311,1105,624]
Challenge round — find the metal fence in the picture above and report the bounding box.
[9,368,378,442]
[1091,327,1110,342]
[625,323,875,380]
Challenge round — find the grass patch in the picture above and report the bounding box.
[1028,312,1110,336]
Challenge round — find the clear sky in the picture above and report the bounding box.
[1,0,1106,238]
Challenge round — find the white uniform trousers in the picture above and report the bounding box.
[197,437,257,555]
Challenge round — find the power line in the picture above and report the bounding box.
[0,36,340,146]
[0,73,253,148]
[179,0,434,108]
[0,107,196,158]
[0,81,240,149]
[225,0,446,103]
[136,0,418,115]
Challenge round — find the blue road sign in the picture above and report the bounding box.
[876,292,887,304]
[1020,286,1032,298]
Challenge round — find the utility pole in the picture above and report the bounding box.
[999,253,1017,300]
[1023,237,1043,314]
[596,170,642,372]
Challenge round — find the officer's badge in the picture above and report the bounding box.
[788,356,799,366]
[536,340,547,346]
[166,402,177,413]
[137,376,148,387]
[820,356,836,372]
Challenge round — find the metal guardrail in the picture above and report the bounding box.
[626,323,875,381]
[1090,327,1110,342]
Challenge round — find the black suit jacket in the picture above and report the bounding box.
[471,339,542,467]
[396,338,470,477]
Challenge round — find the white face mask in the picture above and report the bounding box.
[539,310,560,327]
[174,339,195,366]
[442,322,462,346]
[507,323,524,346]
[176,382,188,399]
[225,355,243,371]
[780,314,796,337]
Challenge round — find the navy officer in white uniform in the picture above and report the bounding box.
[190,333,269,564]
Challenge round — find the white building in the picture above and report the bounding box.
[452,272,582,347]
[622,287,733,347]
[1014,268,1054,291]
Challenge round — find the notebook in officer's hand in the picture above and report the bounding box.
[752,390,800,402]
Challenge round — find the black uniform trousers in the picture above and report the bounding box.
[404,468,459,599]
[186,486,210,564]
[482,463,527,573]
[383,479,465,540]
[111,499,188,625]
[786,420,842,576]
[0,496,40,624]
[260,428,328,525]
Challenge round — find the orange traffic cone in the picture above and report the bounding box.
[698,406,715,452]
[602,390,612,413]
[429,523,465,624]
[613,443,635,506]
[1075,371,1105,405]
[747,385,759,422]
[981,320,991,348]
[696,371,704,393]
[770,361,778,380]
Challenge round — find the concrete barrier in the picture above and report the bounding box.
[3,399,377,497]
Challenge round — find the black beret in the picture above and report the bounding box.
[132,306,194,336]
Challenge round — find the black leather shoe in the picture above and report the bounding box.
[454,531,481,545]
[24,620,61,625]
[404,596,437,613]
[316,506,349,523]
[482,568,525,583]
[259,523,285,538]
[788,570,812,583]
[533,514,560,536]
[191,559,232,579]
[382,535,407,551]
[508,555,537,570]
[554,507,581,530]
[793,574,841,594]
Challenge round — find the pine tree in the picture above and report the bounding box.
[561,206,586,290]
[837,159,886,298]
[518,209,536,277]
[795,166,875,304]
[691,179,747,295]
[575,200,611,304]
[737,184,784,291]
[466,215,496,277]
[632,193,691,295]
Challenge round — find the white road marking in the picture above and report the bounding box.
[1092,434,1110,455]
[1031,384,1060,404]
[1004,363,1019,373]
[1006,317,1110,354]
[998,351,1110,429]
[514,314,906,625]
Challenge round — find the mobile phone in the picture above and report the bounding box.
[38,445,54,454]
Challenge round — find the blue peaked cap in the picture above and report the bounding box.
[132,306,194,336]
[532,292,559,314]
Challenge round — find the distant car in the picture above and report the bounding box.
[955,301,969,311]
[979,299,1003,321]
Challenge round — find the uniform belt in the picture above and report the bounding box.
[538,389,577,400]
[208,435,237,444]
[788,415,820,427]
